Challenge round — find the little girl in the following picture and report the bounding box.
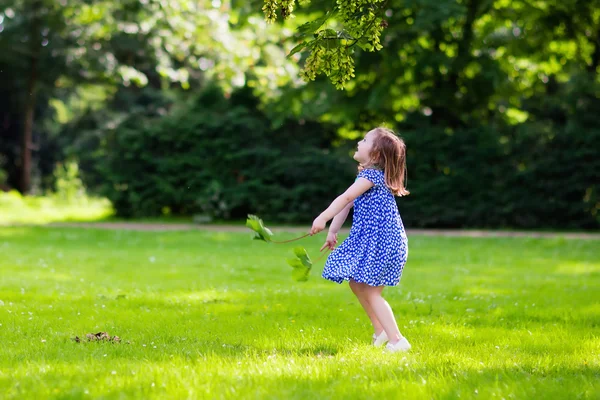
[310,127,410,353]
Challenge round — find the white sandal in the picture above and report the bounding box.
[385,337,411,353]
[372,331,389,347]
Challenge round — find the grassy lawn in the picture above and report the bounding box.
[0,226,598,399]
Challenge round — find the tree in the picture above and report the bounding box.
[0,0,64,193]
[0,0,299,193]
[261,0,600,127]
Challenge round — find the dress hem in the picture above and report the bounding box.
[322,273,401,287]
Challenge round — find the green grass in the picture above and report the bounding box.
[0,191,113,225]
[0,227,598,399]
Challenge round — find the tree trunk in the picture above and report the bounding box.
[21,65,38,194]
[20,1,41,194]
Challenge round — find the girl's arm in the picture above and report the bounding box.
[328,202,352,235]
[310,178,373,235]
[319,202,353,251]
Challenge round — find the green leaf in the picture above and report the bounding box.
[286,246,312,281]
[246,214,273,242]
[296,11,332,36]
[355,37,373,51]
[287,41,307,58]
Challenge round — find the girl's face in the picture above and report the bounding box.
[354,130,376,164]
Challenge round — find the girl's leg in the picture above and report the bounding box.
[349,280,384,335]
[362,285,403,344]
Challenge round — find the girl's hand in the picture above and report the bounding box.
[310,216,327,235]
[320,232,338,251]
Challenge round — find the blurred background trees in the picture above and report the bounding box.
[1,0,598,229]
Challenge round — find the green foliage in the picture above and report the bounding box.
[0,190,25,209]
[246,214,274,242]
[286,246,312,281]
[256,0,600,230]
[85,78,600,229]
[0,0,299,192]
[246,215,314,280]
[0,190,112,225]
[263,0,296,21]
[99,85,356,221]
[399,121,600,229]
[53,161,85,203]
[2,0,599,231]
[263,0,388,88]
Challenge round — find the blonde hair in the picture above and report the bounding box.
[363,127,409,196]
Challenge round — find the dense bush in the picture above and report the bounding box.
[93,84,598,229]
[100,86,356,222]
[399,76,600,230]
[400,124,600,229]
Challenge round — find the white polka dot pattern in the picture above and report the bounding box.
[322,168,408,287]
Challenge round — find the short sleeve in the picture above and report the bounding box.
[357,168,384,186]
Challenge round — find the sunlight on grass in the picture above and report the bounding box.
[555,261,600,275]
[162,289,247,305]
[0,190,113,225]
[0,227,598,399]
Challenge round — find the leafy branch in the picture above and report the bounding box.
[262,0,390,89]
[246,214,309,243]
[246,214,330,281]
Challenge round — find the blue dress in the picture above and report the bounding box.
[322,168,408,286]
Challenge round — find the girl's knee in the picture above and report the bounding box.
[363,286,384,301]
[363,287,381,300]
[349,279,362,292]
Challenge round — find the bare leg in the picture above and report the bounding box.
[349,280,384,335]
[362,285,403,344]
